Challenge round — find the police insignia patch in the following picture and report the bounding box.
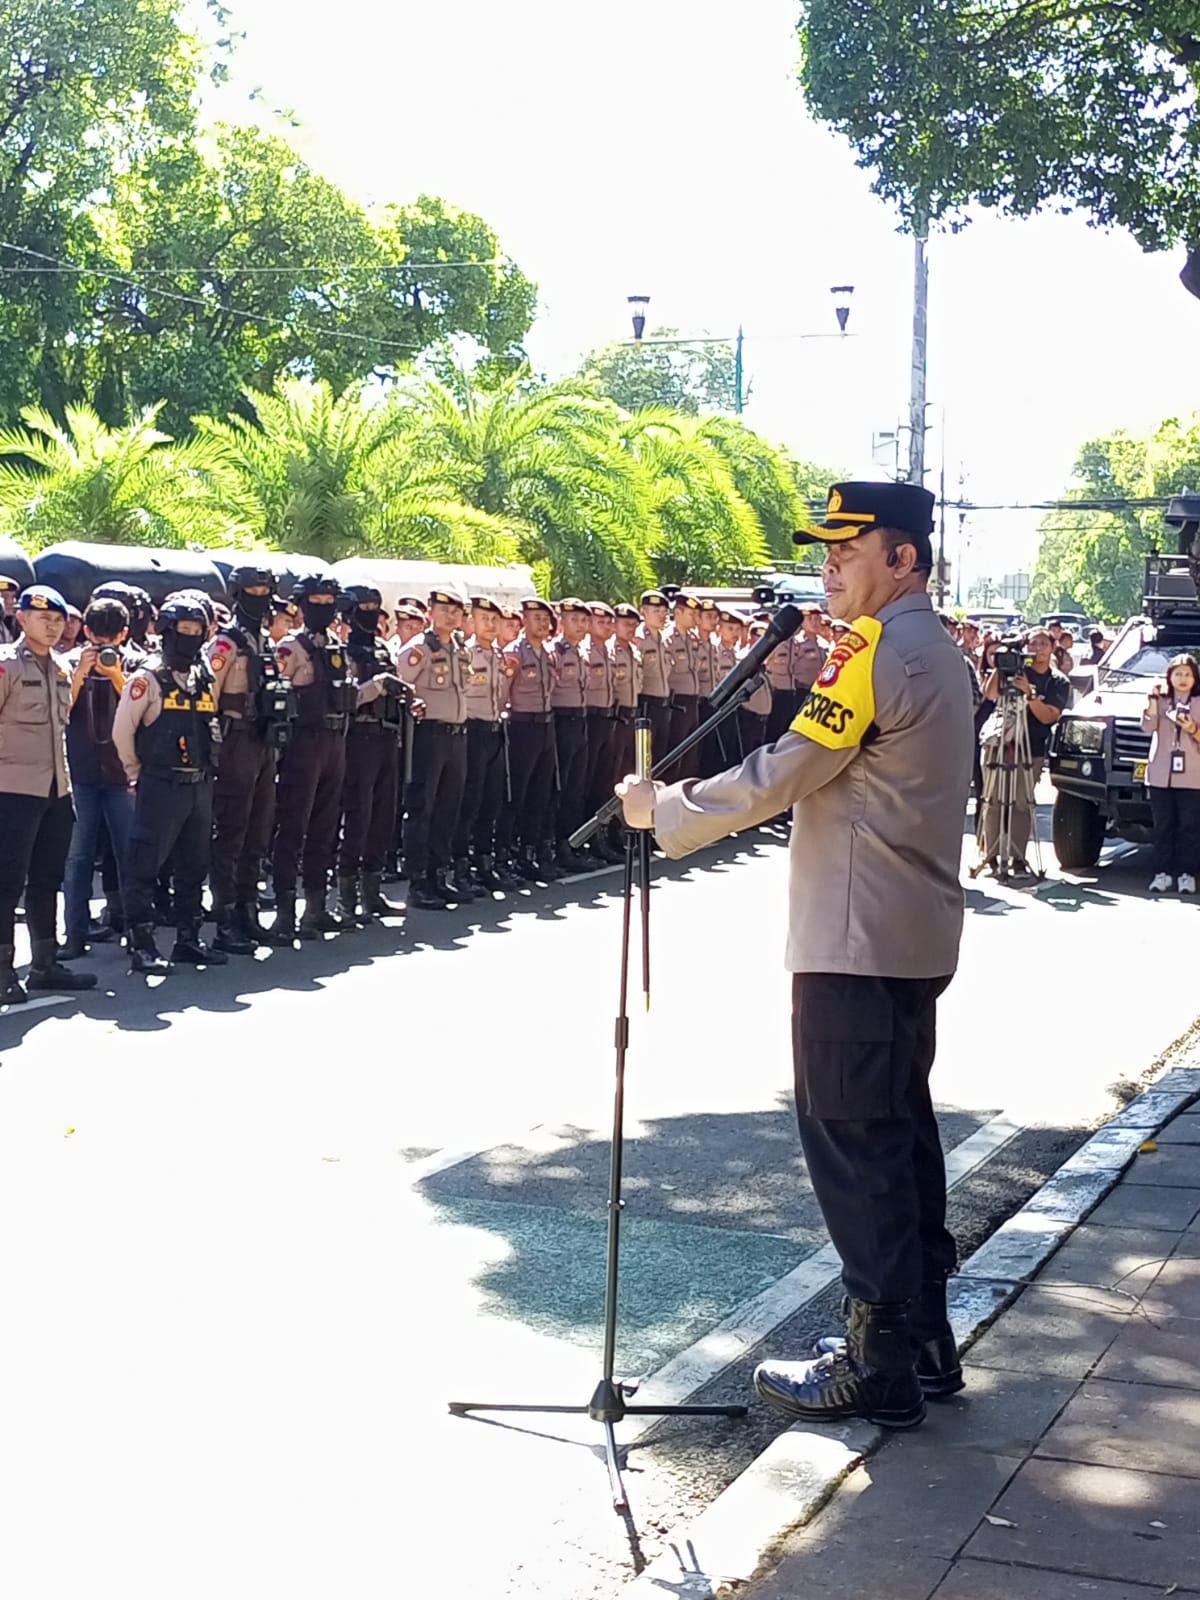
[408,649,424,667]
[130,677,147,701]
[790,614,881,750]
[212,651,227,670]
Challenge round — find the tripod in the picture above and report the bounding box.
[449,703,755,1513]
[972,685,1045,883]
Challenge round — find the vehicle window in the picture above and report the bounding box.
[1101,643,1175,678]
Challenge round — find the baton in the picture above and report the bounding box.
[635,717,651,1010]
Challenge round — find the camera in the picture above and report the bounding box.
[993,633,1033,684]
[97,646,120,669]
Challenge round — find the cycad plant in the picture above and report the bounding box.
[0,404,248,550]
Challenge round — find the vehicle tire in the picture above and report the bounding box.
[1052,791,1106,869]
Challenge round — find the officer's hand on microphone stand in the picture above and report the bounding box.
[616,776,658,831]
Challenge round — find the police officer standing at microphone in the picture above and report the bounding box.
[619,483,972,1431]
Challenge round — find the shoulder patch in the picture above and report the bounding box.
[789,615,881,750]
[407,648,424,667]
[129,677,148,701]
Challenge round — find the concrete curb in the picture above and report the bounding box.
[624,1064,1200,1599]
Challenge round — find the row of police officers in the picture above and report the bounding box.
[0,570,827,990]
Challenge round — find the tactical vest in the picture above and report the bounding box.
[217,622,295,739]
[291,633,357,729]
[348,636,401,727]
[135,666,219,775]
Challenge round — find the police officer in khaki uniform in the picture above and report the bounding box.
[496,597,560,882]
[0,586,97,1002]
[394,588,471,908]
[549,598,592,871]
[696,597,723,775]
[712,606,748,764]
[764,626,797,745]
[454,595,515,891]
[636,590,671,755]
[737,618,775,753]
[664,591,705,778]
[789,605,829,712]
[603,603,642,853]
[580,602,623,864]
[206,565,288,954]
[619,483,972,1433]
[270,575,357,943]
[115,595,226,976]
[0,575,21,644]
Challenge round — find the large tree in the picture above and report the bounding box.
[579,329,738,415]
[798,0,1200,266]
[1029,414,1200,620]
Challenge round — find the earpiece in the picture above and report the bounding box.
[886,549,900,568]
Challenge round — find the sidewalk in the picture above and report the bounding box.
[741,1107,1200,1600]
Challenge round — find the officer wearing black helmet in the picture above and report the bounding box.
[113,595,226,975]
[206,566,293,953]
[269,574,356,942]
[336,584,406,924]
[92,581,154,656]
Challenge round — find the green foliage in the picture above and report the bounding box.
[579,330,738,415]
[798,0,1200,250]
[1029,415,1200,621]
[0,403,249,550]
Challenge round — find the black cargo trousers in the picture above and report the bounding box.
[211,723,276,908]
[791,972,957,1306]
[339,722,399,875]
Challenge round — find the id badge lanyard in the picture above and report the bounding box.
[1171,699,1189,776]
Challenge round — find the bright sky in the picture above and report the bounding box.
[197,0,1200,594]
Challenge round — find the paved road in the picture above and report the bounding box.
[0,807,1193,1599]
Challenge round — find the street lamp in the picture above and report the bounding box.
[627,295,650,341]
[830,285,855,333]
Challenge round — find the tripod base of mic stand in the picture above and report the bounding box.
[448,1382,749,1513]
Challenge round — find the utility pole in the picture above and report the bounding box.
[735,324,744,416]
[956,465,966,606]
[907,231,929,487]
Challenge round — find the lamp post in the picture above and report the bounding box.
[831,285,855,333]
[627,295,650,342]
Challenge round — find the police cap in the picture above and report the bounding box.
[520,596,555,618]
[794,482,935,563]
[716,606,744,625]
[613,603,640,620]
[396,595,426,612]
[673,591,701,611]
[393,603,425,624]
[589,601,615,619]
[428,587,466,609]
[640,590,668,608]
[698,597,717,612]
[0,575,18,592]
[470,595,502,614]
[557,597,589,615]
[17,584,68,617]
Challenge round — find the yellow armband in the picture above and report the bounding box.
[789,614,881,749]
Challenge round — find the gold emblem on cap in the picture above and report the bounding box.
[828,488,843,514]
[30,593,48,609]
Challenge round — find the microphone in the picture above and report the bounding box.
[708,603,803,714]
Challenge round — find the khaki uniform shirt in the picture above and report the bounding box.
[549,637,587,709]
[582,637,616,709]
[664,624,703,696]
[764,641,793,691]
[716,640,772,716]
[464,637,513,722]
[207,628,260,720]
[0,640,72,797]
[790,635,828,691]
[113,662,223,783]
[275,630,318,688]
[394,629,469,723]
[696,635,717,698]
[636,625,670,697]
[505,636,555,713]
[610,637,641,709]
[653,594,972,978]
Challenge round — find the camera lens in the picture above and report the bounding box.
[98,646,119,667]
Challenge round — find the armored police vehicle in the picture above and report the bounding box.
[1049,494,1200,868]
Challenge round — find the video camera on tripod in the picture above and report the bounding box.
[992,633,1034,688]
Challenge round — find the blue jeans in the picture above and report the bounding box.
[63,783,135,939]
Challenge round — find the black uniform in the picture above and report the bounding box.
[122,663,218,931]
[339,636,403,878]
[272,633,352,902]
[210,623,285,916]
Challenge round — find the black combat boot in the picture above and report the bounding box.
[556,843,590,874]
[409,874,449,910]
[0,943,28,1005]
[89,901,122,942]
[813,1280,964,1399]
[754,1299,925,1430]
[361,871,403,916]
[381,851,402,884]
[491,851,519,887]
[448,861,482,901]
[234,902,267,944]
[170,920,228,966]
[27,938,98,992]
[128,923,171,976]
[212,906,254,956]
[435,866,471,904]
[57,933,90,961]
[299,886,342,937]
[536,844,564,881]
[472,855,501,890]
[336,873,366,927]
[514,846,541,882]
[267,892,298,946]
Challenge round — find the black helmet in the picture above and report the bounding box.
[291,573,338,603]
[337,583,383,619]
[158,596,209,633]
[228,565,274,599]
[93,580,154,641]
[164,587,215,626]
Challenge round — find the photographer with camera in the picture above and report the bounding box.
[977,628,1070,873]
[1142,653,1200,894]
[60,597,136,960]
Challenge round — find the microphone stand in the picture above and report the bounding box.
[448,705,756,1514]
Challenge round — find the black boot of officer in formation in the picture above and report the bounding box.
[753,1298,927,1430]
[128,923,171,976]
[171,917,228,967]
[0,942,96,1002]
[809,1278,964,1400]
[212,905,255,956]
[267,891,297,947]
